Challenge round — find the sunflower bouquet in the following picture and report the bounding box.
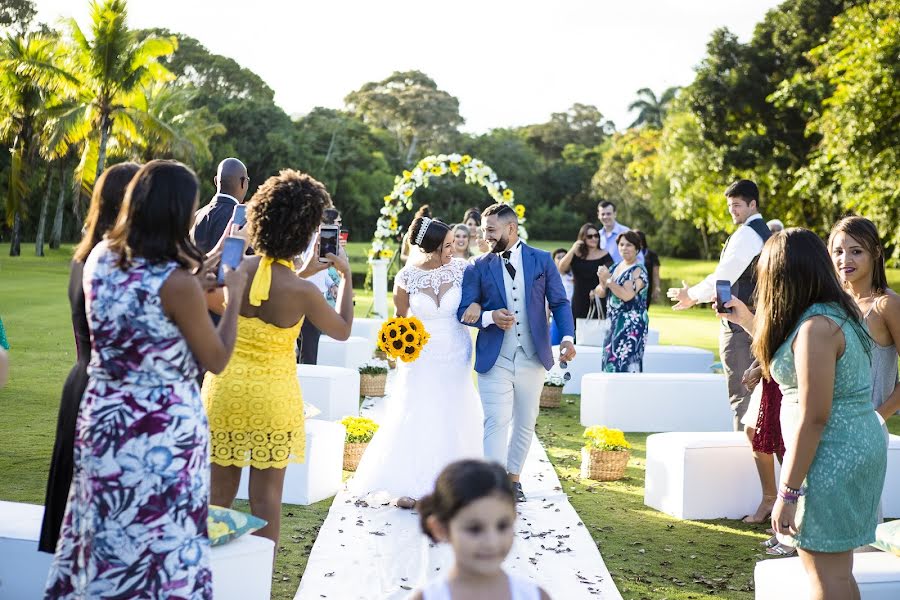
[377,316,430,363]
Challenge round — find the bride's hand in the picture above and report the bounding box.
[461,303,482,324]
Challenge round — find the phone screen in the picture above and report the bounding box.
[319,226,339,261]
[715,279,733,313]
[231,204,247,227]
[218,236,245,284]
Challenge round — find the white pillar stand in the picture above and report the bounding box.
[369,259,389,319]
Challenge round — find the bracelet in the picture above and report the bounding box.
[778,484,804,504]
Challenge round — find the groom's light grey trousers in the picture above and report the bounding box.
[478,348,545,475]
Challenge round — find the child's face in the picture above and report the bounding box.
[445,493,516,576]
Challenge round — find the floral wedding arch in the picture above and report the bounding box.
[368,153,527,260]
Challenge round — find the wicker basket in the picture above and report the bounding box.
[359,372,387,397]
[343,441,369,471]
[581,447,629,481]
[540,385,563,408]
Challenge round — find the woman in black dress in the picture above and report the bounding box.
[38,162,140,553]
[557,223,613,325]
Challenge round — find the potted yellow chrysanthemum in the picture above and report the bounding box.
[340,416,379,471]
[581,426,631,481]
[540,372,565,408]
[358,357,389,397]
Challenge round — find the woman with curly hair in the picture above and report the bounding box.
[202,170,353,548]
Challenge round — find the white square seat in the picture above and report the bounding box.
[647,328,660,345]
[644,432,780,520]
[642,345,715,373]
[212,534,275,599]
[552,345,604,394]
[236,419,345,505]
[755,551,900,599]
[350,318,383,353]
[580,373,731,432]
[884,434,900,518]
[297,364,360,421]
[317,336,371,370]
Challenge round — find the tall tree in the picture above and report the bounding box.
[345,70,463,166]
[627,87,679,129]
[522,103,615,160]
[0,0,36,34]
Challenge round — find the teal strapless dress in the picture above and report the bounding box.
[771,302,887,552]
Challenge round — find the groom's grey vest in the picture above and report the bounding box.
[496,250,537,370]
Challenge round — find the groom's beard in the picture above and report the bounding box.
[490,234,510,253]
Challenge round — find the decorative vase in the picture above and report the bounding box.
[359,372,387,397]
[581,447,629,481]
[539,385,562,408]
[343,442,369,471]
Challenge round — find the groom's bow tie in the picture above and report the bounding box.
[499,250,516,280]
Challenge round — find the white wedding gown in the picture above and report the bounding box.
[348,258,484,499]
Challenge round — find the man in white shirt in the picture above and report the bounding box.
[667,180,771,428]
[597,201,630,264]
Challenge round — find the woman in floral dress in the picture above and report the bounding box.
[44,160,247,599]
[595,230,649,372]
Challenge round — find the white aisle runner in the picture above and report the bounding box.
[295,390,623,599]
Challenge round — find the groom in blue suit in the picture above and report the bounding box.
[458,203,576,501]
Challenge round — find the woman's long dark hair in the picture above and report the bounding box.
[576,222,600,259]
[828,216,889,295]
[107,160,203,271]
[752,228,868,378]
[74,162,140,262]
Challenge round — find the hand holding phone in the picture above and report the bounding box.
[318,225,339,263]
[715,279,733,314]
[218,236,245,285]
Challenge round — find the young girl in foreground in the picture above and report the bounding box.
[410,460,551,600]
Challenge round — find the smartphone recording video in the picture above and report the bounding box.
[218,236,245,285]
[715,279,733,314]
[318,225,339,262]
[231,204,247,228]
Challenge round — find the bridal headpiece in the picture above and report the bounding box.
[414,217,432,246]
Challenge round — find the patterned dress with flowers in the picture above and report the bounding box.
[602,262,649,373]
[44,242,211,599]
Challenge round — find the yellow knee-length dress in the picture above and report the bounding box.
[202,257,305,469]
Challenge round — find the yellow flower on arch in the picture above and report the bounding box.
[514,203,525,218]
[461,155,472,165]
[503,189,514,201]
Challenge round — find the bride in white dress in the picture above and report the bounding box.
[348,217,484,501]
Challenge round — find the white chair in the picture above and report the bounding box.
[235,419,345,505]
[642,345,715,373]
[580,373,731,432]
[350,317,383,353]
[883,434,900,518]
[647,328,660,345]
[317,336,371,370]
[644,432,780,520]
[755,551,900,599]
[211,532,274,599]
[297,364,360,421]
[552,344,604,394]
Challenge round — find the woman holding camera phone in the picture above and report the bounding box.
[202,171,353,549]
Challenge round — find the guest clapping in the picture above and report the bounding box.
[721,228,886,598]
[45,160,247,597]
[557,223,613,328]
[594,231,649,372]
[829,217,899,419]
[39,162,140,554]
[202,170,353,549]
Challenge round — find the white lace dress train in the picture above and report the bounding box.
[348,258,484,499]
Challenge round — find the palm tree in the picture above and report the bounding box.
[627,87,680,129]
[0,33,76,256]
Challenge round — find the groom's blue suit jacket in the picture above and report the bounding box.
[457,243,575,374]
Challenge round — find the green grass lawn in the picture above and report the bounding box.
[1,245,897,600]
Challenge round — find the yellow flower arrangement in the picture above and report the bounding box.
[514,203,525,217]
[340,416,379,444]
[377,316,430,363]
[583,426,631,452]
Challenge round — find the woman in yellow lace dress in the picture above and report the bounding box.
[202,170,354,547]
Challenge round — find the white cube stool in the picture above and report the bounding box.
[883,434,900,518]
[642,345,715,373]
[581,373,731,432]
[644,432,780,520]
[317,336,371,370]
[0,501,53,599]
[235,419,345,505]
[647,328,660,345]
[212,534,274,599]
[297,365,360,421]
[350,318,382,353]
[755,551,900,599]
[552,344,604,394]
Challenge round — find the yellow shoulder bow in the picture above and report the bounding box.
[248,255,295,306]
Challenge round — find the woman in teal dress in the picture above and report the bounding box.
[595,230,649,372]
[722,228,886,599]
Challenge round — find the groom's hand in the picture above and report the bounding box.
[560,340,577,361]
[492,308,515,331]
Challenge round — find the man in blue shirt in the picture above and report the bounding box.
[597,200,630,264]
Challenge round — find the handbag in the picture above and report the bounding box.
[575,297,609,347]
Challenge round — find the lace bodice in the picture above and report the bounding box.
[395,258,468,320]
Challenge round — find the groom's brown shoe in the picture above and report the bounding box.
[512,482,526,503]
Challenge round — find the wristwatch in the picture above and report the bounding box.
[605,277,613,285]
